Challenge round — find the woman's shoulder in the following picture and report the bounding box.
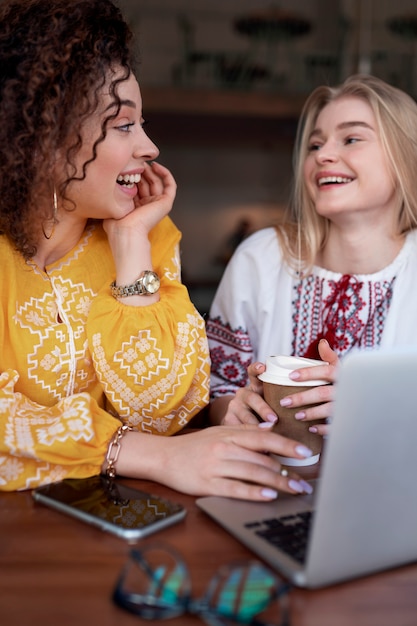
[0,233,14,251]
[223,226,288,283]
[393,228,417,271]
[235,226,282,258]
[390,228,417,268]
[0,234,22,266]
[405,228,417,247]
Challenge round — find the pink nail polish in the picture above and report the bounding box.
[295,444,313,458]
[280,397,292,407]
[266,413,278,423]
[294,411,305,420]
[288,480,304,493]
[261,488,278,499]
[300,480,314,494]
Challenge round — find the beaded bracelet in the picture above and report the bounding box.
[105,424,132,479]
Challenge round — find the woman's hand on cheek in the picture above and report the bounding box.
[135,161,176,211]
[104,161,177,243]
[130,161,177,231]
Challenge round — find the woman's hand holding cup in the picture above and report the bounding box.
[258,354,331,466]
[279,339,339,437]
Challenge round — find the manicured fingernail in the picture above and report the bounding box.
[258,421,274,429]
[309,426,318,434]
[288,479,304,493]
[289,370,301,380]
[255,363,263,371]
[295,444,313,458]
[280,397,292,407]
[295,411,305,420]
[300,480,314,494]
[261,488,278,499]
[266,413,278,423]
[289,479,313,495]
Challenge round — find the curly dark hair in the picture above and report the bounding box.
[0,0,135,259]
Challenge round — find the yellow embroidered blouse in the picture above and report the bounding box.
[0,217,210,490]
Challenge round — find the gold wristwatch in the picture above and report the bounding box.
[110,270,160,298]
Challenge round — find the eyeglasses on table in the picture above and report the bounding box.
[112,543,291,625]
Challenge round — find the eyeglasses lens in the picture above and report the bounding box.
[114,547,290,625]
[201,561,289,625]
[114,546,191,619]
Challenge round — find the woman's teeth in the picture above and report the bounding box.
[117,173,141,187]
[318,176,352,186]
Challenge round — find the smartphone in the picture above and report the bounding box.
[32,475,186,541]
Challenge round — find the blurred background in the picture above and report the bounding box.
[122,1,417,313]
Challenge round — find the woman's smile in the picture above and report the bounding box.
[62,73,158,222]
[304,95,396,224]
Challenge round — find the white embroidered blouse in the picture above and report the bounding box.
[207,227,417,398]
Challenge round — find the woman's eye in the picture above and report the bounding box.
[117,122,135,133]
[308,143,321,152]
[345,137,359,144]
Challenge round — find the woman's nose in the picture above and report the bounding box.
[134,129,159,161]
[315,142,338,163]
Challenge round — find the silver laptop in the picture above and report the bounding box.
[197,347,417,588]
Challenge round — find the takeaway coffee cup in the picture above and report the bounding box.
[258,355,329,466]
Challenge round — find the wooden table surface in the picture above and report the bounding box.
[1,468,417,626]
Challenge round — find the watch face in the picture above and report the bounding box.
[143,271,160,294]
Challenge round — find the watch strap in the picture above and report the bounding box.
[110,270,160,298]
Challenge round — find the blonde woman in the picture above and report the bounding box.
[208,74,417,433]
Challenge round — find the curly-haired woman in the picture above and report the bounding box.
[0,0,312,499]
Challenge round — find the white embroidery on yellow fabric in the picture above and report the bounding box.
[0,222,211,490]
[164,242,181,281]
[25,464,68,489]
[0,455,25,486]
[92,312,209,433]
[4,394,95,455]
[0,380,96,487]
[14,279,97,400]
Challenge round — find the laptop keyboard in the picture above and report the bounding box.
[244,511,314,564]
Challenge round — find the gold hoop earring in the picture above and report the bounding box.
[42,187,59,240]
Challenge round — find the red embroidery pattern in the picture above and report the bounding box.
[206,317,252,397]
[292,274,395,358]
[207,273,396,397]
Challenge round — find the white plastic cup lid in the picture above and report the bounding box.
[258,355,329,386]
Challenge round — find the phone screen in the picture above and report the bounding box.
[32,475,186,541]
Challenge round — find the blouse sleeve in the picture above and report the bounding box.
[0,369,119,491]
[87,217,210,434]
[206,231,266,399]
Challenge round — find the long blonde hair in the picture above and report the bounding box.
[278,74,417,275]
